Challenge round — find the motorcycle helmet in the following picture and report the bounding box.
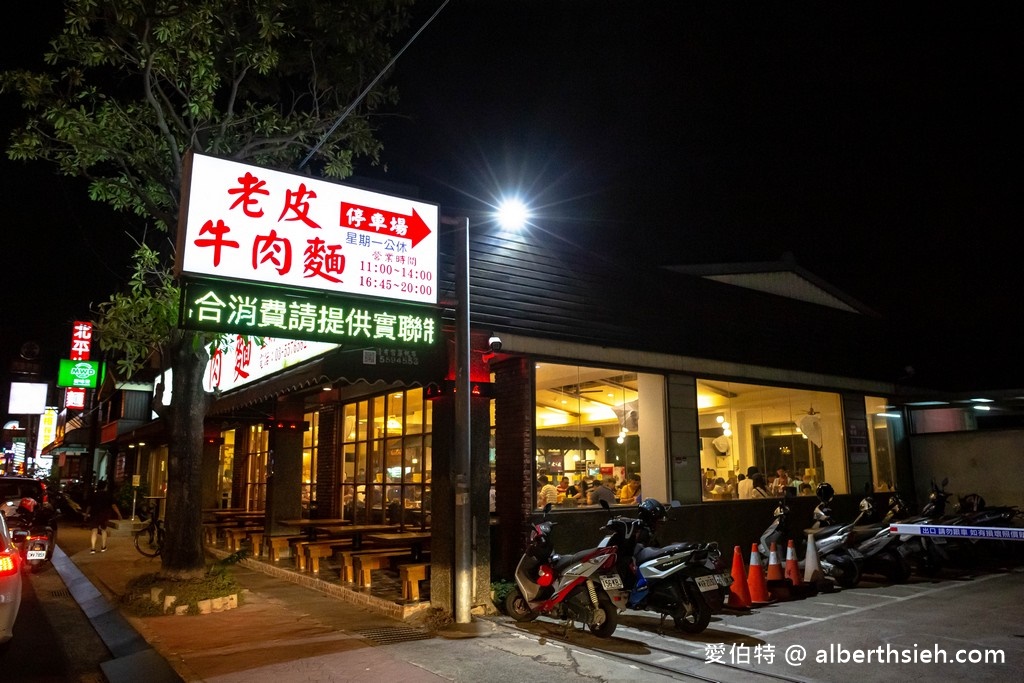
[815,482,835,503]
[959,493,985,513]
[637,498,666,525]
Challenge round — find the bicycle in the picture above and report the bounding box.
[133,516,165,557]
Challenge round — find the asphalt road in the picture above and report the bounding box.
[1,561,108,682]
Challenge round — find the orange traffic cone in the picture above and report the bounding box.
[747,543,772,604]
[766,542,785,581]
[785,540,802,586]
[727,545,751,609]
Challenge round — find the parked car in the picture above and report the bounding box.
[0,511,23,652]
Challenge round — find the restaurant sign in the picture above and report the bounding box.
[179,278,439,349]
[176,152,439,305]
[57,359,103,389]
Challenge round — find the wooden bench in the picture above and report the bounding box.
[204,521,261,546]
[303,538,354,574]
[224,526,264,552]
[339,548,403,583]
[354,550,430,589]
[202,523,220,545]
[285,538,353,572]
[266,535,307,563]
[399,562,431,602]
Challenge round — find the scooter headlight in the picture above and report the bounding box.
[536,564,554,587]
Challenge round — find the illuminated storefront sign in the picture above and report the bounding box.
[177,152,439,304]
[57,359,102,389]
[65,321,92,409]
[179,278,439,349]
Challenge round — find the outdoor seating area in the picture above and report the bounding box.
[202,512,432,608]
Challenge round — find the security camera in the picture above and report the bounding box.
[488,336,503,352]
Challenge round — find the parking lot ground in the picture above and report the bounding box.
[498,568,1024,682]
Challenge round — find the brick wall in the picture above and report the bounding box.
[492,356,535,578]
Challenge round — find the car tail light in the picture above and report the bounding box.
[0,548,18,576]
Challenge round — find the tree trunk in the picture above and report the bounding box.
[160,332,210,579]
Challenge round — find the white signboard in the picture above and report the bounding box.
[178,152,439,304]
[153,335,339,417]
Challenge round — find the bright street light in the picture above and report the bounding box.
[496,198,530,230]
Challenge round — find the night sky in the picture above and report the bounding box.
[1,2,1020,390]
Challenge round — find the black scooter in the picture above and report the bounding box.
[806,484,863,588]
[597,499,731,634]
[3,497,58,573]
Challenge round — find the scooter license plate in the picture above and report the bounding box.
[27,550,46,560]
[600,574,624,590]
[695,575,718,592]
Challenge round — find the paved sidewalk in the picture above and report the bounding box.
[57,525,690,683]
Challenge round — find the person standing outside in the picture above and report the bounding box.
[85,480,122,554]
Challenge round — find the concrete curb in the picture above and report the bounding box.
[50,545,183,683]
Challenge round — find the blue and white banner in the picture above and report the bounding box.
[889,523,1024,541]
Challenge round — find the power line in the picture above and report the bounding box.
[298,0,450,171]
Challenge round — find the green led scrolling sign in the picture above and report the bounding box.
[179,278,439,348]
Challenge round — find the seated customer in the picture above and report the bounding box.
[619,474,642,504]
[589,476,618,506]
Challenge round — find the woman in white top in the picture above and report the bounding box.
[750,473,769,498]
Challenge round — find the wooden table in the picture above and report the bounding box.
[279,518,353,541]
[363,531,431,560]
[212,511,265,526]
[307,522,399,549]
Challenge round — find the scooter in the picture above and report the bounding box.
[806,483,863,588]
[758,493,793,560]
[598,499,731,634]
[3,497,57,573]
[505,504,620,637]
[846,491,911,583]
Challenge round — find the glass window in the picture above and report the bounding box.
[534,363,654,508]
[697,380,847,500]
[865,396,900,491]
[245,424,269,511]
[218,429,235,508]
[301,411,319,515]
[337,388,431,529]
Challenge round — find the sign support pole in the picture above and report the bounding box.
[454,215,473,624]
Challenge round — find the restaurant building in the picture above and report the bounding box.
[69,208,932,616]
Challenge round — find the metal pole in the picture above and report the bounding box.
[454,215,473,624]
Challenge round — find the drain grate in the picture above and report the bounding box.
[356,626,432,645]
[51,589,72,599]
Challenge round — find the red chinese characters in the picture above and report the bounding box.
[65,321,92,410]
[193,171,345,283]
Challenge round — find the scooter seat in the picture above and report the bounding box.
[806,524,845,537]
[635,542,699,564]
[552,547,602,572]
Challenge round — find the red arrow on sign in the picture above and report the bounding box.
[339,202,432,248]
